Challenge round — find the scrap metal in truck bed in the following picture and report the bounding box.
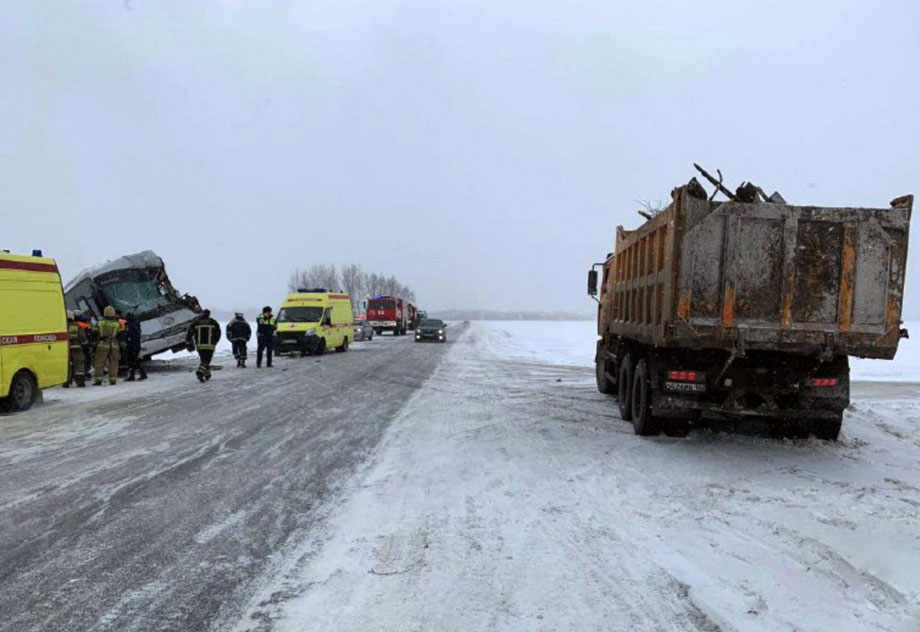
[588,168,912,440]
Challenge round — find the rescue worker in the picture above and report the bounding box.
[125,313,147,381]
[77,312,95,378]
[226,312,252,368]
[64,310,87,388]
[186,309,221,382]
[94,305,123,386]
[256,306,277,368]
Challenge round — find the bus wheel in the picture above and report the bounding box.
[631,358,662,436]
[9,371,37,412]
[337,337,349,353]
[617,353,634,421]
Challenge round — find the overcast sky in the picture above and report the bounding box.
[2,1,918,316]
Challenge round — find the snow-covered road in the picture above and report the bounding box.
[2,322,918,631]
[236,322,920,632]
[0,334,444,631]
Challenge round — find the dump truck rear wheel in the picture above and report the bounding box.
[631,358,662,436]
[595,342,613,395]
[812,414,842,441]
[617,353,634,421]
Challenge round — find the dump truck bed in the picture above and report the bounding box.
[600,187,912,359]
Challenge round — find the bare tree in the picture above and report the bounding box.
[363,272,380,297]
[380,275,398,296]
[288,264,340,292]
[340,264,365,300]
[288,264,416,304]
[288,268,308,293]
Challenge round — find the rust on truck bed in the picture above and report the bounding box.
[598,183,912,359]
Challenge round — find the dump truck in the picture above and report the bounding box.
[588,171,912,440]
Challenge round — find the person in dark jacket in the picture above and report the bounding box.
[186,309,222,382]
[125,313,148,381]
[226,312,252,368]
[256,306,277,368]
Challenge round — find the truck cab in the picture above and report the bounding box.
[366,296,408,335]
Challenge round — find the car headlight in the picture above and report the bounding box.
[438,330,443,334]
[305,329,316,336]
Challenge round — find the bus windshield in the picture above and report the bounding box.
[98,269,175,317]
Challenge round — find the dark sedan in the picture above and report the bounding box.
[415,319,447,343]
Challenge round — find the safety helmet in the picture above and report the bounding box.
[235,312,244,319]
[66,310,75,320]
[103,306,116,318]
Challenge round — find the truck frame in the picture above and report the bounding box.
[589,180,912,440]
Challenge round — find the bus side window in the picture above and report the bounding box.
[77,298,93,317]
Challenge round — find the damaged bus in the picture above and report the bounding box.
[64,251,202,359]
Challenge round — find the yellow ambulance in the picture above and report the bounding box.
[274,289,354,356]
[0,251,69,411]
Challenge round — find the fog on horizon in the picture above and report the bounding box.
[2,1,918,317]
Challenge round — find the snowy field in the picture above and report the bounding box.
[231,321,920,632]
[482,319,920,381]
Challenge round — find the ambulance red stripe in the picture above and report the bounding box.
[0,260,59,274]
[0,332,70,346]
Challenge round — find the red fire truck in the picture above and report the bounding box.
[366,296,408,335]
[407,303,419,330]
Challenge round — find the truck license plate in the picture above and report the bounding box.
[665,382,706,392]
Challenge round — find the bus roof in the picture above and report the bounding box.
[64,250,164,292]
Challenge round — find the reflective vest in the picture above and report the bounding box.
[256,314,277,337]
[68,321,87,345]
[96,318,121,344]
[191,321,220,350]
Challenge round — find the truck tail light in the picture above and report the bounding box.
[810,378,838,387]
[668,370,704,383]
